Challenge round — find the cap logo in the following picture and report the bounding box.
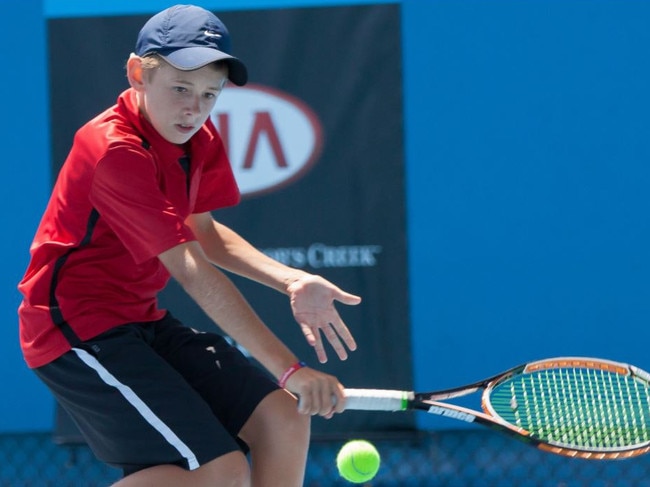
[204,30,222,38]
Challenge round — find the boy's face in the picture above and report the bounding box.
[137,60,228,145]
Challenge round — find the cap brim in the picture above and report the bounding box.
[161,47,248,86]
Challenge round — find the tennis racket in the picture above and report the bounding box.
[343,357,650,460]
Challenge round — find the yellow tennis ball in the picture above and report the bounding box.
[336,439,380,484]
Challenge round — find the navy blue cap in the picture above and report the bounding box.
[135,4,247,86]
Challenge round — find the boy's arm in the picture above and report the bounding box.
[186,212,361,363]
[158,241,345,417]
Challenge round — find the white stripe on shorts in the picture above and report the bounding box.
[72,347,200,470]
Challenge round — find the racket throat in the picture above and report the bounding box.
[427,404,476,423]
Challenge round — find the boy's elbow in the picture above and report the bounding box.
[158,242,205,287]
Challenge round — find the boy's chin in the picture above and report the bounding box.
[165,132,194,145]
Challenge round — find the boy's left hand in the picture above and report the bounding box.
[287,275,361,363]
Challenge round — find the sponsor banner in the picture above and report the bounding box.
[212,83,324,198]
[49,4,411,437]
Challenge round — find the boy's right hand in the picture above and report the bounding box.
[286,366,346,419]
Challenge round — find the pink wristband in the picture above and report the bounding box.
[278,361,307,388]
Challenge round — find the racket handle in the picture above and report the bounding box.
[344,388,413,411]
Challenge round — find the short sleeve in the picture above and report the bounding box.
[90,145,196,264]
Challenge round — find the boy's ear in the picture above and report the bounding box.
[126,54,145,91]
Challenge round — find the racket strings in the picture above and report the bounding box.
[490,367,650,450]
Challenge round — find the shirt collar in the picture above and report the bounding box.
[116,88,213,159]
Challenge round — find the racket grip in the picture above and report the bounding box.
[344,389,413,411]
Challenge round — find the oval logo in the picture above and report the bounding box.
[211,83,323,198]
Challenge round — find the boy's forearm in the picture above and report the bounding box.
[194,218,310,294]
[159,242,298,379]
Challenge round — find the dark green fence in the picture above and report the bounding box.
[3,430,650,486]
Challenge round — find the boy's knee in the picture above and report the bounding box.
[243,389,311,446]
[276,392,311,445]
[197,451,251,487]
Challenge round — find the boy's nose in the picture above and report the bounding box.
[185,97,201,115]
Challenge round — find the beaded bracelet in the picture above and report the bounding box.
[278,361,307,388]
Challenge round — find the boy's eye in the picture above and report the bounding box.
[173,86,188,93]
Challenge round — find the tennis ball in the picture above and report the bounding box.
[336,439,380,484]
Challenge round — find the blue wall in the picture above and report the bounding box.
[403,0,650,428]
[4,0,650,432]
[0,0,52,432]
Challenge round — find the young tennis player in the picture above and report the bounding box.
[18,5,361,486]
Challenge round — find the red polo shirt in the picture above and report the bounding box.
[18,88,240,368]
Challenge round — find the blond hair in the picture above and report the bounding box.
[140,54,163,71]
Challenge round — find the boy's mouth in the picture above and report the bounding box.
[176,124,195,133]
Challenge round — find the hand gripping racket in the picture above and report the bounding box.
[344,357,650,459]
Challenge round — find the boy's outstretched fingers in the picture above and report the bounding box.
[299,319,356,364]
[288,274,362,363]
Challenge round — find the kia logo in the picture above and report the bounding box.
[211,84,324,198]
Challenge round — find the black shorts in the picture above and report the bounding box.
[34,312,279,476]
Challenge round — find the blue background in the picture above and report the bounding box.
[3,0,650,432]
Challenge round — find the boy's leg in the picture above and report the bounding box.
[111,452,250,487]
[112,389,311,487]
[35,321,251,482]
[239,389,311,487]
[152,317,311,486]
[151,320,310,487]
